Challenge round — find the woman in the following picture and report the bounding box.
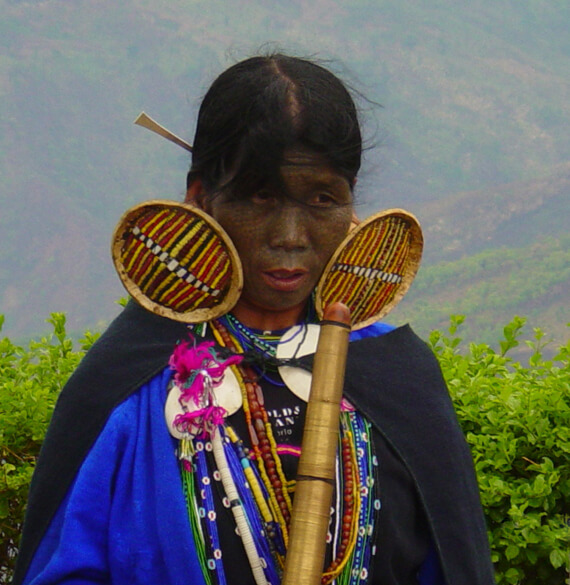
[14,54,496,585]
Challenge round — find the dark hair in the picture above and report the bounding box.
[187,53,362,196]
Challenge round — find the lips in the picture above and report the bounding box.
[262,268,309,292]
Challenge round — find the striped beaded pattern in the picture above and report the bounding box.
[319,215,413,326]
[119,206,233,313]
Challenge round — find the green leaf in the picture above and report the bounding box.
[505,544,520,560]
[549,548,567,569]
[504,567,522,584]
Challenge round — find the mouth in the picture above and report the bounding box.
[262,268,309,292]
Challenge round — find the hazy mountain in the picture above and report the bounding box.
[388,165,569,351]
[1,0,568,347]
[420,162,570,264]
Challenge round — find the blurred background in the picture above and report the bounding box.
[1,0,568,353]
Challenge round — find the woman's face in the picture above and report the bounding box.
[197,149,354,329]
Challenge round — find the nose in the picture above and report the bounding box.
[268,202,309,251]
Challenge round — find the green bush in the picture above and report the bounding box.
[430,315,570,585]
[0,314,98,583]
[0,312,569,583]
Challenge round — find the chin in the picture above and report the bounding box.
[242,291,311,313]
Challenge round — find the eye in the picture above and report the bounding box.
[251,189,277,205]
[308,191,342,208]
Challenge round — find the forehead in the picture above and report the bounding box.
[209,146,354,205]
[279,148,350,187]
[281,148,336,172]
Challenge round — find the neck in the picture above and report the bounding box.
[230,299,309,331]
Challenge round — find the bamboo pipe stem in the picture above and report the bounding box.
[282,302,351,585]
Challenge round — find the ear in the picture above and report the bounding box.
[185,178,207,210]
[349,210,361,231]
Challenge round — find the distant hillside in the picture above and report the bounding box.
[1,0,569,341]
[419,162,570,263]
[388,165,570,351]
[389,234,569,353]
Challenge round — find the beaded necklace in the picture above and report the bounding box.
[173,319,380,585]
[217,312,284,386]
[221,312,281,358]
[217,311,313,387]
[211,320,294,534]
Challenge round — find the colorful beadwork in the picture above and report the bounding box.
[316,211,422,330]
[319,215,411,326]
[120,207,233,312]
[174,324,379,585]
[210,320,294,536]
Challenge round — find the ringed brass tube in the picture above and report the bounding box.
[282,302,351,585]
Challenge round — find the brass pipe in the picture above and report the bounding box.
[282,302,351,585]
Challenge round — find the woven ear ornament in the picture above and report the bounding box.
[112,200,243,323]
[315,209,423,330]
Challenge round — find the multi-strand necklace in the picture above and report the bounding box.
[171,316,380,585]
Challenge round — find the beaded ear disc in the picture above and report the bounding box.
[315,209,423,330]
[112,200,243,323]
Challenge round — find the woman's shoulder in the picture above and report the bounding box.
[349,320,396,341]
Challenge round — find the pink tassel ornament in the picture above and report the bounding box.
[169,339,242,437]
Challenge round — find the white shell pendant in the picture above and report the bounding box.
[276,324,321,402]
[164,367,243,439]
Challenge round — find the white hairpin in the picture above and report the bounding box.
[134,111,193,153]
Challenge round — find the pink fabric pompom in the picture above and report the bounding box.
[169,338,243,437]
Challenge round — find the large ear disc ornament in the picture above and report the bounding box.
[316,209,423,330]
[112,200,243,323]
